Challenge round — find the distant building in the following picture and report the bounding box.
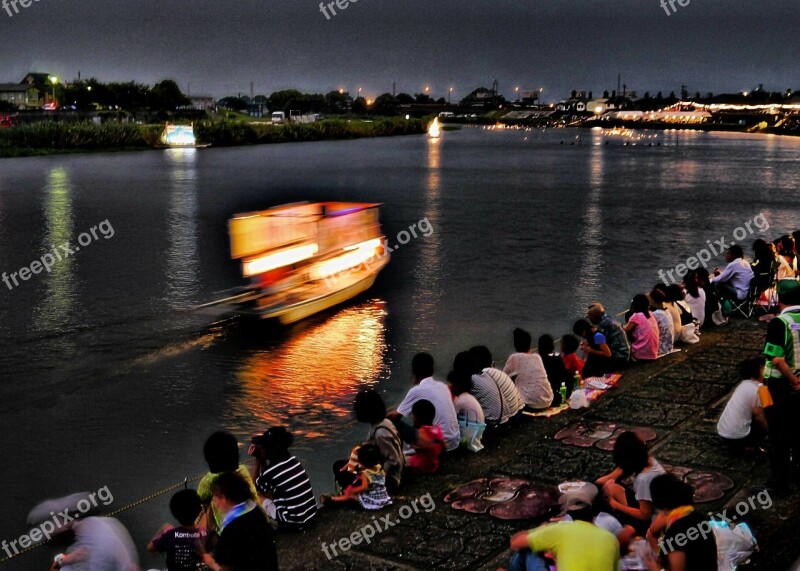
[189,95,215,111]
[0,83,43,109]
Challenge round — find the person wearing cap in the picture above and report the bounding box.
[710,244,755,302]
[250,426,317,530]
[761,278,800,492]
[587,303,630,366]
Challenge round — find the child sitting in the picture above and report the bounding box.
[320,443,392,510]
[405,399,446,474]
[147,489,206,571]
[560,334,584,379]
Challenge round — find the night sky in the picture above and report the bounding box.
[0,0,797,101]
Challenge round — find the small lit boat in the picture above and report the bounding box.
[428,117,441,138]
[601,127,635,138]
[199,202,390,324]
[156,123,210,148]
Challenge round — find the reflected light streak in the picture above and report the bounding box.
[34,167,78,333]
[230,300,389,439]
[166,149,200,309]
[408,135,444,344]
[575,139,604,307]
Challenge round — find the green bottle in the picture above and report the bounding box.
[559,382,567,403]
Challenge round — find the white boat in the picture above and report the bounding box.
[201,202,390,324]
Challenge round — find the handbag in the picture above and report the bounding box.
[458,410,486,452]
[676,300,694,326]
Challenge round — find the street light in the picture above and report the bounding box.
[358,87,363,99]
[49,76,58,105]
[449,87,454,105]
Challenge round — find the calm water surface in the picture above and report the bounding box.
[1,127,799,567]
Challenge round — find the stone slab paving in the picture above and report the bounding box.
[276,319,800,570]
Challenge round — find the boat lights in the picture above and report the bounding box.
[311,238,383,281]
[243,243,319,276]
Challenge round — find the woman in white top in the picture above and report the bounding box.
[448,369,485,424]
[683,271,707,327]
[503,328,554,410]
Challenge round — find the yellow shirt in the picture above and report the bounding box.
[528,521,619,571]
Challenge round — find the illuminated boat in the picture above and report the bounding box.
[428,117,441,138]
[201,202,390,324]
[156,123,210,148]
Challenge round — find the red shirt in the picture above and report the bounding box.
[562,353,584,376]
[408,425,445,474]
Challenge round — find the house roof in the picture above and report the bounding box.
[0,83,36,92]
[22,73,51,84]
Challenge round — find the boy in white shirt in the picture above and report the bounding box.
[717,357,768,452]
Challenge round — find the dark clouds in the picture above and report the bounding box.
[0,0,797,100]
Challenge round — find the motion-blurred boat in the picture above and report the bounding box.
[199,202,389,324]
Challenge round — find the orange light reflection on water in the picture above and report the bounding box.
[231,300,389,440]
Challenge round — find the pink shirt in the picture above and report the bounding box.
[629,312,659,361]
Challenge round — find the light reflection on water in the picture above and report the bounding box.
[33,167,80,334]
[574,129,605,308]
[165,148,200,309]
[229,299,389,439]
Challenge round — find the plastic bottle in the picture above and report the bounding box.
[559,382,567,403]
[574,372,582,389]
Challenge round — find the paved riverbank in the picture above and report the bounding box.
[275,318,800,570]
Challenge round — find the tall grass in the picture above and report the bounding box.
[0,117,427,157]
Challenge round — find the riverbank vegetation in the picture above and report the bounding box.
[0,117,427,158]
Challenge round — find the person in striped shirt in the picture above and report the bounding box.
[459,346,525,427]
[250,426,318,531]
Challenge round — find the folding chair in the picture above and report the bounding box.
[730,272,774,319]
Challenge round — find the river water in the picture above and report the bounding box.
[1,127,799,568]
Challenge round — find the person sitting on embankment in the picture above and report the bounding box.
[503,328,554,410]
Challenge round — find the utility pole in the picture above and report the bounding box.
[393,81,396,97]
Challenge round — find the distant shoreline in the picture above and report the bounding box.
[0,117,427,159]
